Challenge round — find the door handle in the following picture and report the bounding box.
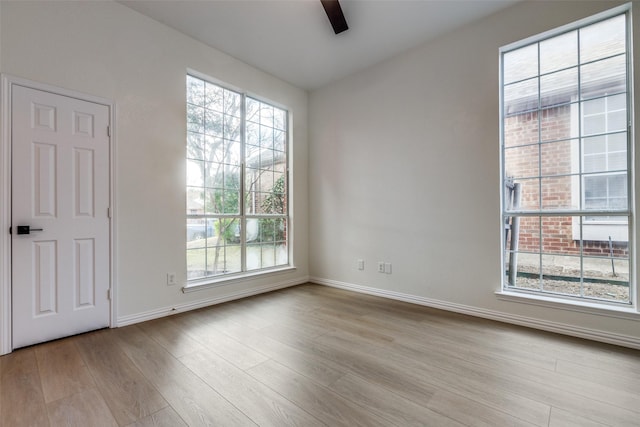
[16,225,43,235]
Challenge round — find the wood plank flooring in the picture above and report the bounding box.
[2,283,640,426]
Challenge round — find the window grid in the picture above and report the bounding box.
[187,75,289,281]
[501,8,632,304]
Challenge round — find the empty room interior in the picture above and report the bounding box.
[1,0,640,426]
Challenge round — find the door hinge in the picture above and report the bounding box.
[8,227,11,235]
[107,207,111,218]
[107,289,111,300]
[107,126,111,137]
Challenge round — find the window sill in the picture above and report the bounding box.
[495,290,640,321]
[182,266,297,293]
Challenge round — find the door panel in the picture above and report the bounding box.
[12,85,110,349]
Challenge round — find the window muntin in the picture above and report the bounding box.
[501,8,632,304]
[186,75,289,281]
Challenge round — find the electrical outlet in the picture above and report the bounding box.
[357,259,365,270]
[167,272,177,286]
[377,262,385,273]
[385,263,392,274]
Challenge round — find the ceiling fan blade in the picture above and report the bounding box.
[321,0,349,35]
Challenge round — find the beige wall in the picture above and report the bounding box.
[0,0,309,321]
[309,1,640,343]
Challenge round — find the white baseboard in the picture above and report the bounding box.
[309,276,640,350]
[117,276,309,327]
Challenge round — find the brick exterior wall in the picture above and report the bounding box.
[504,105,628,257]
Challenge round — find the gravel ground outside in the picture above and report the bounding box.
[508,257,630,303]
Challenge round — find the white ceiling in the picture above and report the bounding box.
[119,0,519,90]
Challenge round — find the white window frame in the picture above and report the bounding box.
[185,72,291,288]
[499,4,634,306]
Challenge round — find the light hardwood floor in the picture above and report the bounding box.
[2,283,640,426]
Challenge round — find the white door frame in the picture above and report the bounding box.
[0,75,117,355]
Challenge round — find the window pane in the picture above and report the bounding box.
[583,221,628,252]
[540,105,575,142]
[214,218,238,244]
[582,112,605,136]
[205,84,224,112]
[187,104,204,134]
[540,68,577,108]
[608,152,626,171]
[254,217,286,243]
[582,96,604,116]
[260,104,274,128]
[209,245,240,274]
[580,14,626,64]
[274,130,286,151]
[276,242,288,265]
[256,218,276,243]
[583,256,629,302]
[541,254,581,296]
[505,178,539,211]
[224,245,242,273]
[204,188,222,214]
[202,136,221,163]
[583,134,627,173]
[205,109,223,137]
[274,218,287,242]
[608,92,626,110]
[224,90,241,117]
[247,122,259,146]
[608,131,627,153]
[260,125,274,149]
[583,153,605,173]
[186,221,207,247]
[186,187,204,214]
[187,133,203,160]
[505,216,540,253]
[541,216,577,254]
[265,189,285,216]
[246,244,261,271]
[187,248,206,280]
[583,135,605,156]
[541,176,577,210]
[246,218,259,242]
[503,44,538,84]
[504,78,538,115]
[245,167,259,215]
[224,115,241,141]
[580,55,626,100]
[187,160,203,187]
[223,191,239,214]
[272,173,286,213]
[607,109,626,133]
[261,245,276,268]
[503,111,538,148]
[541,139,575,177]
[540,31,578,74]
[584,173,627,210]
[246,142,260,164]
[246,98,260,123]
[504,144,539,179]
[507,252,541,290]
[187,76,205,105]
[274,108,286,130]
[204,162,223,188]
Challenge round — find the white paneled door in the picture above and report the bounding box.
[11,85,110,349]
